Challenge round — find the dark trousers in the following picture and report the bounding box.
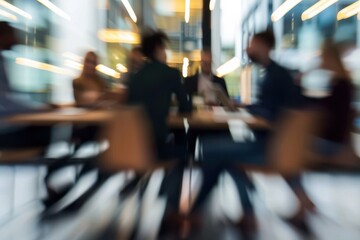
[0,126,51,150]
[192,134,267,213]
[157,141,187,212]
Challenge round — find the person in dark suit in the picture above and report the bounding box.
[184,49,229,103]
[183,49,232,158]
[126,30,192,213]
[0,22,51,149]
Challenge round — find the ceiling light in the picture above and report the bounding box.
[16,58,72,75]
[337,1,360,21]
[62,52,83,62]
[64,60,83,71]
[98,29,141,44]
[216,57,240,77]
[185,0,190,23]
[37,0,71,21]
[121,0,137,23]
[116,64,128,73]
[209,0,216,11]
[0,9,17,21]
[271,0,303,22]
[0,0,32,19]
[302,0,338,21]
[182,57,189,77]
[96,64,120,79]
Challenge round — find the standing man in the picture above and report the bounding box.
[184,48,229,104]
[127,30,192,213]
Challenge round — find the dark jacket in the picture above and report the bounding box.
[184,72,229,97]
[247,61,303,122]
[127,60,192,146]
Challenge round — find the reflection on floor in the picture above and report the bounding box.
[0,160,359,240]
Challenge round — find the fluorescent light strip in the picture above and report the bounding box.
[64,60,83,71]
[96,64,120,79]
[182,57,189,78]
[116,63,128,73]
[302,0,338,21]
[98,29,141,44]
[0,9,17,21]
[37,0,71,21]
[16,58,72,75]
[0,0,32,19]
[121,0,137,23]
[209,0,216,11]
[337,1,360,21]
[216,57,240,78]
[63,52,83,63]
[271,0,303,22]
[185,0,190,23]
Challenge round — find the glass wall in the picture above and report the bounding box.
[217,0,360,104]
[1,0,143,104]
[2,0,359,105]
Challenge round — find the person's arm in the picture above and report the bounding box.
[173,71,192,114]
[72,79,82,105]
[217,77,229,97]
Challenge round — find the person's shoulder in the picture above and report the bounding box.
[184,73,197,81]
[213,75,225,83]
[72,77,83,86]
[333,78,354,91]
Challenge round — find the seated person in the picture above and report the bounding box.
[73,51,107,107]
[184,48,229,105]
[184,49,231,157]
[126,30,192,212]
[0,21,51,150]
[188,30,305,231]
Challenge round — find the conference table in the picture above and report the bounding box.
[1,107,271,130]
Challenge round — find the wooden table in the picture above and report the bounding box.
[1,108,271,130]
[1,108,116,125]
[168,109,271,130]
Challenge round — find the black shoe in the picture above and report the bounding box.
[283,215,312,235]
[119,175,142,198]
[42,184,73,209]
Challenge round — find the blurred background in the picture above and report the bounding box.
[1,1,360,239]
[2,0,359,105]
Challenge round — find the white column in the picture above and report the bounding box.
[50,0,99,104]
[273,0,284,51]
[211,0,221,71]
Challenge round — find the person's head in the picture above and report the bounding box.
[201,48,212,75]
[141,30,168,63]
[82,51,98,76]
[246,30,275,66]
[128,46,144,73]
[320,39,348,78]
[0,22,17,50]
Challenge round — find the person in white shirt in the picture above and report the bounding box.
[184,49,229,104]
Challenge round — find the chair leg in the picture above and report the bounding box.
[188,157,193,215]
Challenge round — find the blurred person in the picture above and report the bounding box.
[128,46,144,73]
[188,30,305,232]
[184,49,230,159]
[309,39,354,147]
[120,46,144,83]
[0,21,51,149]
[126,30,192,214]
[184,48,229,104]
[73,51,107,107]
[271,39,355,230]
